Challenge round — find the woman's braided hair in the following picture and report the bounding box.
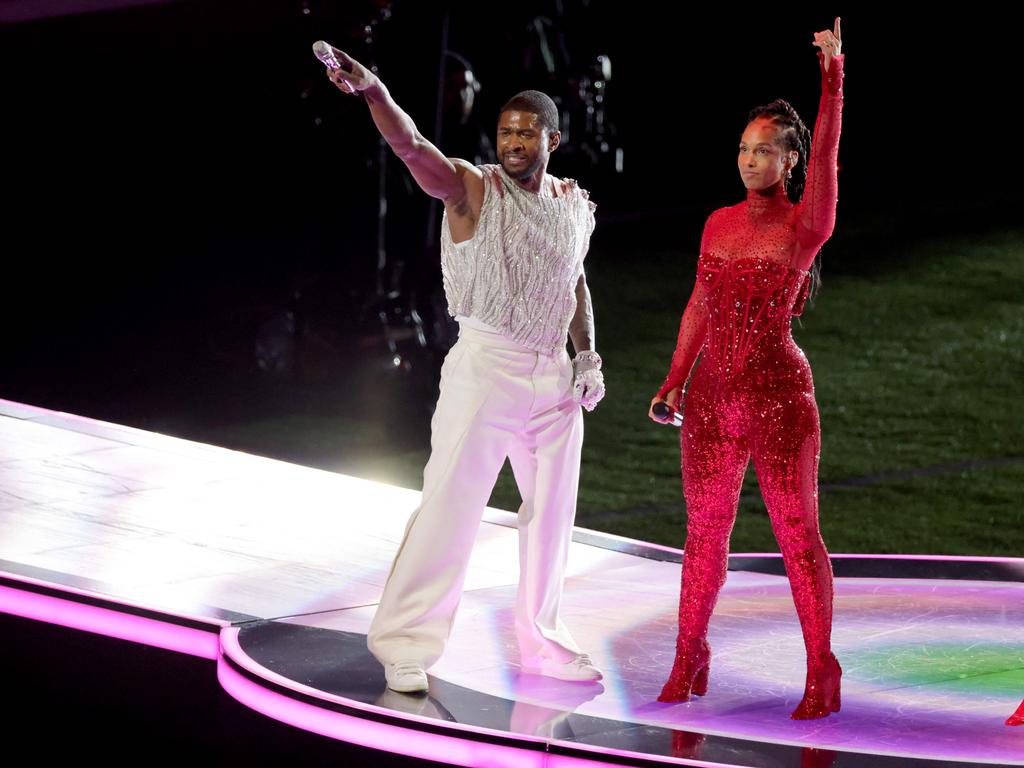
[747,98,811,204]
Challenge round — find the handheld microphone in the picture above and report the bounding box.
[312,40,342,71]
[652,402,683,427]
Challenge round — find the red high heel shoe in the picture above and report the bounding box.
[1006,699,1024,726]
[791,652,842,720]
[658,638,711,702]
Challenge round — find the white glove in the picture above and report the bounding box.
[572,351,605,412]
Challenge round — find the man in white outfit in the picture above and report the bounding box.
[325,46,605,693]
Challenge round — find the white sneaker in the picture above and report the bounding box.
[385,660,428,693]
[523,653,603,682]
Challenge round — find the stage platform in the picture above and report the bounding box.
[1,398,1021,767]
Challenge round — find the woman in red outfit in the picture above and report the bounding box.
[649,19,844,720]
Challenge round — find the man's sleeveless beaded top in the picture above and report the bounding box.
[440,164,596,355]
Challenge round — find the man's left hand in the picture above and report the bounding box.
[572,351,605,412]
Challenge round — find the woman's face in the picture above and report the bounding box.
[737,118,796,192]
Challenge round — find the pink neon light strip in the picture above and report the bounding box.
[734,552,1024,564]
[220,628,739,768]
[218,657,545,768]
[220,628,549,745]
[0,584,220,660]
[217,656,734,768]
[0,569,235,628]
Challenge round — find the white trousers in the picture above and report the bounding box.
[367,323,584,669]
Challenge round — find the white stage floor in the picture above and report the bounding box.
[1,398,1022,767]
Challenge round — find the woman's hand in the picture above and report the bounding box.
[649,388,682,425]
[812,17,842,71]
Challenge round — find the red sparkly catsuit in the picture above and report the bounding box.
[655,54,844,717]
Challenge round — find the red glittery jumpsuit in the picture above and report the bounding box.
[655,53,844,717]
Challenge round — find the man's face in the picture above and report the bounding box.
[497,110,555,179]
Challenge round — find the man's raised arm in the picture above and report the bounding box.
[322,45,479,204]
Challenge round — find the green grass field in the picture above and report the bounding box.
[204,224,1024,557]
[568,225,1024,555]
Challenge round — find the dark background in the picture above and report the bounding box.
[1,2,1013,430]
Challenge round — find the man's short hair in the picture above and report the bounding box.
[500,90,559,134]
